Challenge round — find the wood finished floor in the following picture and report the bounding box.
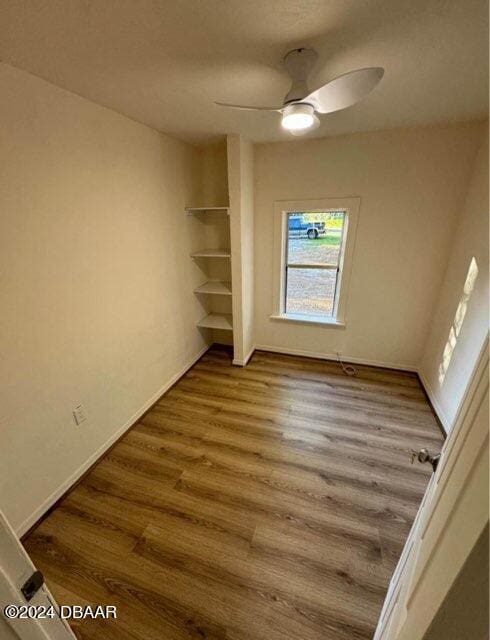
[24,347,444,640]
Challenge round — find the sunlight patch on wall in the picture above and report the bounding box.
[438,257,479,387]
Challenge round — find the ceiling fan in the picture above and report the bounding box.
[215,48,384,135]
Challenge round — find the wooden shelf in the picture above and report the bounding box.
[185,206,229,215]
[194,280,232,296]
[197,313,233,331]
[189,203,232,340]
[191,249,231,259]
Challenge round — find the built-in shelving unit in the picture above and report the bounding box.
[187,135,254,366]
[189,204,233,343]
[194,280,232,296]
[185,207,229,215]
[197,313,233,331]
[191,249,231,259]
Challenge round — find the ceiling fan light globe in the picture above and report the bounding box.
[281,103,316,132]
[289,113,320,136]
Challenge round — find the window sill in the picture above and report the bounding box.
[270,313,346,328]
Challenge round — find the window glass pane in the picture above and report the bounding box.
[287,211,345,266]
[286,268,337,316]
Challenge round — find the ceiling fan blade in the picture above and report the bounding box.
[304,67,384,114]
[215,101,282,112]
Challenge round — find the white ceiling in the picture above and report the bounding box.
[0,0,488,144]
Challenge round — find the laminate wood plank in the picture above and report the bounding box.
[203,351,419,390]
[193,360,427,400]
[187,367,432,413]
[122,430,204,469]
[204,408,440,466]
[42,580,102,640]
[167,387,292,421]
[35,513,337,640]
[199,425,431,498]
[135,523,376,640]
[27,527,228,640]
[176,376,437,432]
[174,466,384,559]
[83,464,256,544]
[249,350,421,384]
[205,401,441,451]
[103,441,187,483]
[23,347,443,640]
[55,499,143,553]
[250,521,393,590]
[177,380,434,431]
[137,411,211,436]
[202,413,431,474]
[151,397,221,423]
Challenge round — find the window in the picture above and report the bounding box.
[285,211,345,317]
[438,256,479,387]
[272,198,360,326]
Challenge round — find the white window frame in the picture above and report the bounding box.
[271,197,360,327]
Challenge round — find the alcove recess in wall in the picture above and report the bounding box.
[187,135,254,366]
[188,140,233,350]
[188,205,233,343]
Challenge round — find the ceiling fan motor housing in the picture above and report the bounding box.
[282,47,318,104]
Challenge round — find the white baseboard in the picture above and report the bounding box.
[232,345,256,367]
[417,369,450,433]
[17,344,210,537]
[254,343,418,372]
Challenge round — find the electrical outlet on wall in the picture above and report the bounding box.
[73,404,87,426]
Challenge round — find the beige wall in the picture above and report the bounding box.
[228,134,255,364]
[0,63,207,534]
[254,123,483,369]
[422,524,489,640]
[199,142,229,207]
[0,618,19,640]
[420,132,489,431]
